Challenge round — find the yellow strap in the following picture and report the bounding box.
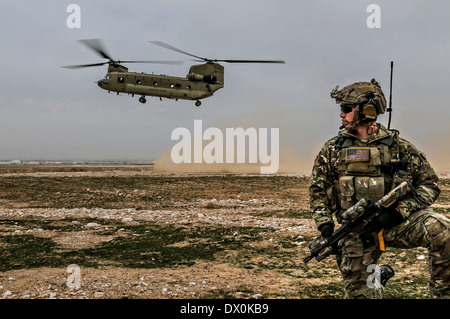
[378,229,385,251]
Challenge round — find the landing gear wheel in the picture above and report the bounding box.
[195,100,201,107]
[139,96,147,104]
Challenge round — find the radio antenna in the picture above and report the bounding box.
[387,61,393,129]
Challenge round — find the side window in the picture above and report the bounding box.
[118,77,125,83]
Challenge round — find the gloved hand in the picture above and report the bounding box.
[372,206,403,230]
[318,223,334,238]
[318,223,340,254]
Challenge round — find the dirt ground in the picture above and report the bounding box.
[0,164,448,299]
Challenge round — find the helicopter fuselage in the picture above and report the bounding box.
[64,39,284,106]
[97,63,224,105]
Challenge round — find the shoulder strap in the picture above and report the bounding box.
[334,135,353,151]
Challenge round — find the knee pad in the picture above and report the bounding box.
[422,213,450,252]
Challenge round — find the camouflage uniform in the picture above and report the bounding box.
[309,82,450,299]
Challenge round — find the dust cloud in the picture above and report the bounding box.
[153,147,312,174]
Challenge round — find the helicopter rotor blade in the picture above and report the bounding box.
[149,41,207,61]
[63,40,185,70]
[187,59,207,63]
[118,60,184,65]
[78,39,113,61]
[62,62,109,69]
[217,59,285,64]
[150,41,285,64]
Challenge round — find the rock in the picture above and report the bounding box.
[121,217,133,223]
[85,222,101,228]
[2,291,12,298]
[94,292,104,298]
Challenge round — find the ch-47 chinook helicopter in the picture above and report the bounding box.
[63,39,285,106]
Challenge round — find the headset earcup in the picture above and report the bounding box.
[361,104,377,121]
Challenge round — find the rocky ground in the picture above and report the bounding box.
[0,165,448,299]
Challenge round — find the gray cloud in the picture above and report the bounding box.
[0,1,449,171]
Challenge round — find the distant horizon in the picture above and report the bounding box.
[1,159,449,176]
[0,159,154,165]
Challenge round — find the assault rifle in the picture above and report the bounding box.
[303,180,415,264]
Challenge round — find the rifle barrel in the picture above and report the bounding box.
[303,255,313,264]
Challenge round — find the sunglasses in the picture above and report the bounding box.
[340,104,357,114]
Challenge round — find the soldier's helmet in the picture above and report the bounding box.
[330,78,387,123]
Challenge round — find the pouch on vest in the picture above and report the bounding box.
[344,147,382,175]
[339,176,354,209]
[354,176,385,201]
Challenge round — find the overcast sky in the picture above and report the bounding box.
[0,0,449,172]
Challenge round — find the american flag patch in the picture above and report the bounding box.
[347,148,370,162]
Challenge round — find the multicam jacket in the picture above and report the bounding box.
[309,124,440,230]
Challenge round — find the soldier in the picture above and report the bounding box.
[309,79,450,298]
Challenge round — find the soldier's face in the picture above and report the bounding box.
[340,107,356,129]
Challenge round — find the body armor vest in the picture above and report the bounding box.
[333,135,398,221]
